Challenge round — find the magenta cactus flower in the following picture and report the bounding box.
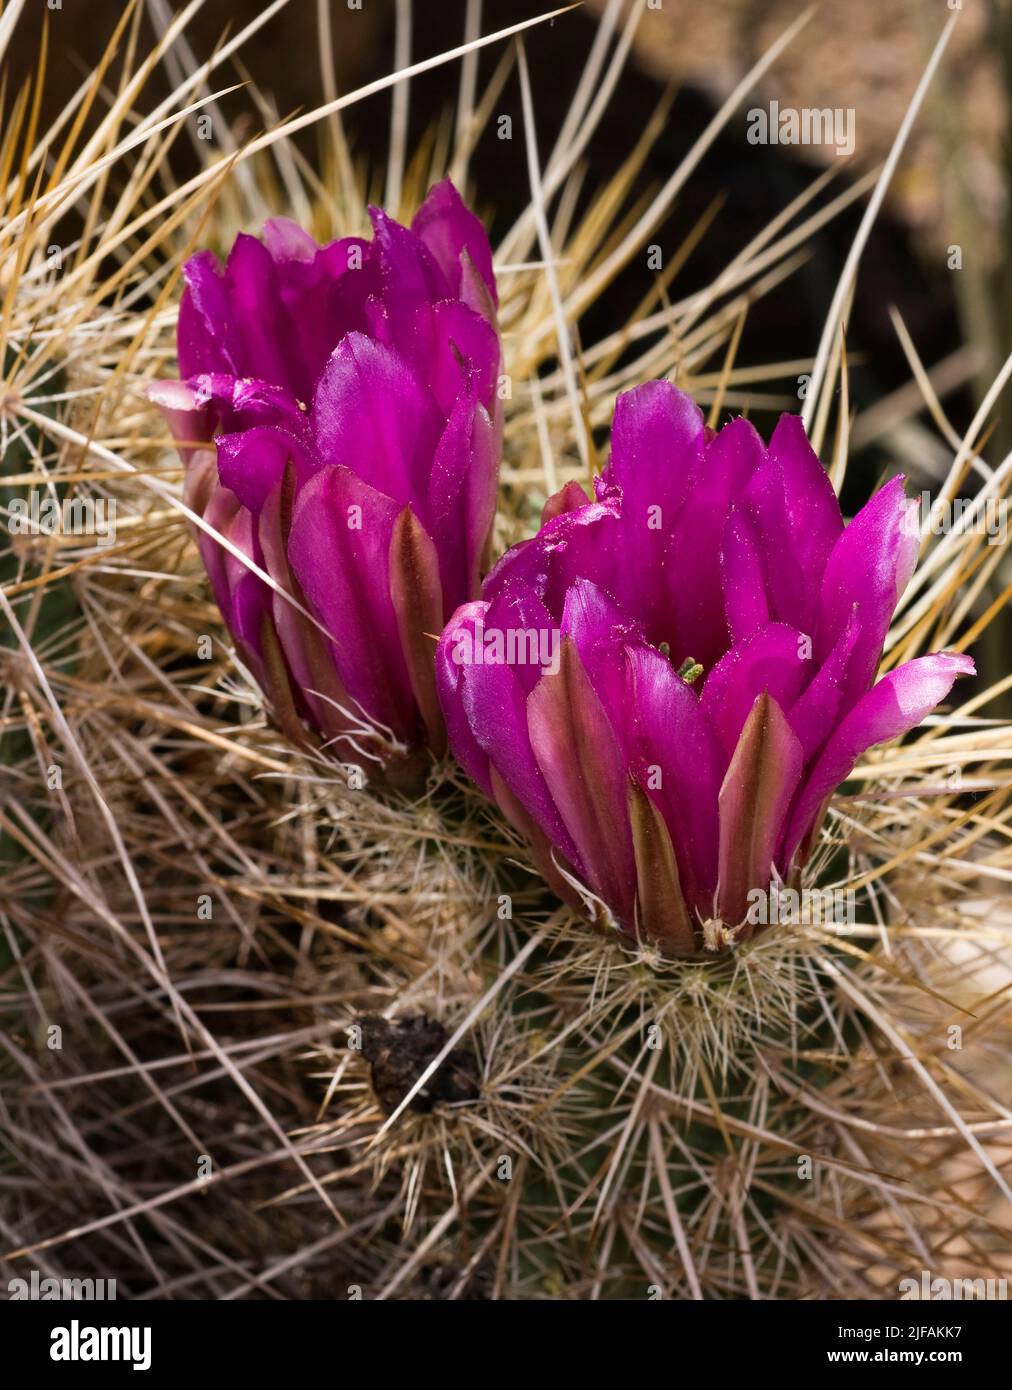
[151,180,500,778]
[436,381,973,951]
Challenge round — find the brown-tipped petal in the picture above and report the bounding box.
[527,637,637,924]
[259,610,310,751]
[181,448,219,520]
[459,247,500,330]
[489,766,584,914]
[717,692,803,928]
[259,465,359,748]
[628,778,697,954]
[389,506,446,756]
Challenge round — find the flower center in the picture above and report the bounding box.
[658,641,703,684]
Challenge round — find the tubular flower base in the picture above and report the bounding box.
[151,180,501,781]
[437,382,974,952]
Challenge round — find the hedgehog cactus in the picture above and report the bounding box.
[437,382,973,950]
[150,180,501,772]
[1,0,1009,1315]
